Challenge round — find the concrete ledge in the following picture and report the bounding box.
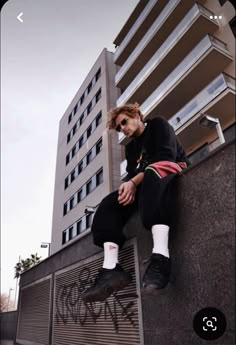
[124,140,235,345]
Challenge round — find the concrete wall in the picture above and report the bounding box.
[18,139,235,345]
[0,311,17,340]
[124,139,235,344]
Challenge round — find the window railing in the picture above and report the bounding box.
[169,73,230,130]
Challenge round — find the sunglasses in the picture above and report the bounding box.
[115,118,129,132]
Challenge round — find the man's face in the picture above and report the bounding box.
[115,113,141,138]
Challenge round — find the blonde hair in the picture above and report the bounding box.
[107,102,144,130]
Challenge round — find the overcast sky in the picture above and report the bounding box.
[1,0,139,298]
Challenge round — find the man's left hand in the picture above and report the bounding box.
[118,181,136,206]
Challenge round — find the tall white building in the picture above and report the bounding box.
[51,49,122,254]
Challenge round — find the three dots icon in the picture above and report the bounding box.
[210,15,223,19]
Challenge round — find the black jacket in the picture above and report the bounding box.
[124,117,190,180]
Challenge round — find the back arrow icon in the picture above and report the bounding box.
[17,13,23,23]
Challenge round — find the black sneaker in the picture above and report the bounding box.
[142,254,171,291]
[81,264,132,303]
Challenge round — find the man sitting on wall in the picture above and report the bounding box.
[81,102,189,302]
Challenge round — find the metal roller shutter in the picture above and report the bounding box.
[16,277,51,345]
[53,243,143,345]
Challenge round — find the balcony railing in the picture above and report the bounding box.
[169,73,236,131]
[140,34,231,116]
[114,0,157,62]
[115,0,181,85]
[116,3,218,105]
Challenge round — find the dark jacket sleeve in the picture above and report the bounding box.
[148,117,177,162]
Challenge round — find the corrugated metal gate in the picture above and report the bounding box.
[16,276,52,345]
[53,243,143,345]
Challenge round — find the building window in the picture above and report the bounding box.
[88,82,92,94]
[62,231,67,244]
[69,197,74,210]
[73,104,78,115]
[86,151,92,165]
[95,68,101,81]
[87,102,92,114]
[78,161,83,174]
[66,154,70,165]
[63,203,68,216]
[79,113,84,126]
[67,133,71,143]
[68,113,72,124]
[80,94,84,105]
[96,112,102,127]
[72,146,76,158]
[65,177,69,189]
[86,213,93,228]
[72,124,77,135]
[86,180,93,194]
[79,136,84,149]
[77,189,83,203]
[87,125,92,139]
[96,89,101,103]
[68,226,73,240]
[96,139,102,154]
[77,220,82,235]
[96,169,103,186]
[71,170,75,182]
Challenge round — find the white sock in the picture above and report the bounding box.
[151,224,170,258]
[102,242,119,269]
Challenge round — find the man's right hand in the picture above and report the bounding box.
[118,181,136,206]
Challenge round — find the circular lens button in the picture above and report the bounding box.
[193,307,226,340]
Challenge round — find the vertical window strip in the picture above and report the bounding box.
[67,67,101,124]
[65,111,102,166]
[67,87,102,144]
[65,138,102,190]
[63,168,103,216]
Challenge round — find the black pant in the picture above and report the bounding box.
[91,169,178,248]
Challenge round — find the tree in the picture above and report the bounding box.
[14,254,41,278]
[0,293,15,312]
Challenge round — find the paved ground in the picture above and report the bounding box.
[1,340,14,345]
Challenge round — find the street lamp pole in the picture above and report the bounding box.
[14,255,21,309]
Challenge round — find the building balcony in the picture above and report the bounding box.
[118,72,235,147]
[139,34,233,120]
[114,0,170,66]
[120,74,235,173]
[172,73,236,154]
[116,2,218,100]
